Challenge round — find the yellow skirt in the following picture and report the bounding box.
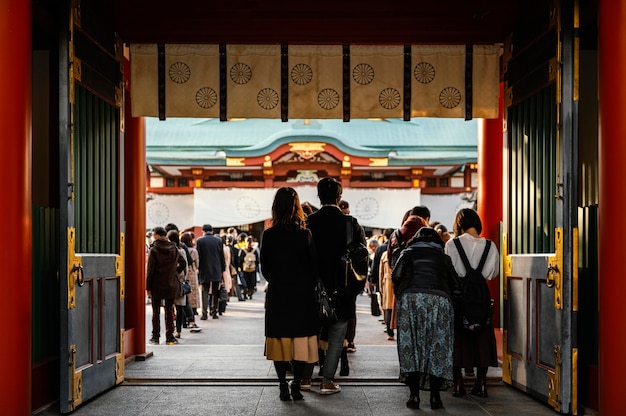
[265,336,319,363]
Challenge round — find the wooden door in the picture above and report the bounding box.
[59,3,126,412]
[501,1,578,413]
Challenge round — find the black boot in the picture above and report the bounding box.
[406,395,420,409]
[429,375,444,409]
[339,347,350,376]
[290,382,303,401]
[452,367,466,397]
[279,382,291,401]
[470,368,488,397]
[406,372,420,409]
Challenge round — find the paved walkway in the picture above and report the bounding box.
[37,282,596,415]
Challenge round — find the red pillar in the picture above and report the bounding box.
[598,0,626,413]
[0,1,32,414]
[123,58,148,356]
[477,84,504,329]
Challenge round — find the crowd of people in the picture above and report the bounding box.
[146,223,261,344]
[145,177,500,411]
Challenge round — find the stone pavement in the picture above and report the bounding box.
[36,282,597,415]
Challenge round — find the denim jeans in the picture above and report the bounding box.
[321,319,349,383]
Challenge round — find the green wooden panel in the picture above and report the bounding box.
[32,206,60,361]
[74,85,119,254]
[508,84,557,254]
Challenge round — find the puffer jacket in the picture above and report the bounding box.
[391,227,460,299]
[146,237,186,299]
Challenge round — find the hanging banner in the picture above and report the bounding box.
[350,45,404,119]
[226,44,282,119]
[146,194,195,230]
[131,44,501,119]
[193,186,421,229]
[288,45,343,119]
[164,44,220,118]
[410,45,500,118]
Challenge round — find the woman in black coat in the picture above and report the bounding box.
[260,187,320,402]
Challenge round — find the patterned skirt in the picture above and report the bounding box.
[396,292,454,390]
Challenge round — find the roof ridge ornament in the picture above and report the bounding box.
[289,142,326,160]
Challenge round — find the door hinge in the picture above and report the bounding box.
[547,344,562,412]
[69,344,83,411]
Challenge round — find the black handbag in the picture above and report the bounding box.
[315,278,338,326]
[344,217,370,281]
[370,293,381,316]
[180,280,192,295]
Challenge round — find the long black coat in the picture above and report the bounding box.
[195,232,226,284]
[260,226,320,338]
[306,205,367,320]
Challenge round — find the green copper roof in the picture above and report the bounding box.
[145,117,478,165]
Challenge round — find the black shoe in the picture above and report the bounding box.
[406,395,420,409]
[430,395,443,409]
[279,382,291,401]
[200,314,208,320]
[212,313,219,319]
[290,382,304,401]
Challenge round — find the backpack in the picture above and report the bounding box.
[453,238,493,332]
[242,250,256,272]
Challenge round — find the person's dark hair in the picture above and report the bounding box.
[165,223,179,232]
[453,208,482,236]
[167,229,180,247]
[301,201,314,216]
[238,232,247,242]
[202,224,213,232]
[153,226,167,237]
[317,177,342,205]
[401,209,412,224]
[338,200,349,210]
[271,187,306,230]
[409,205,430,220]
[181,232,194,247]
[383,227,394,240]
[226,235,234,244]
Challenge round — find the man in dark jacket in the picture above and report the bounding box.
[196,224,226,319]
[306,177,368,395]
[146,226,187,345]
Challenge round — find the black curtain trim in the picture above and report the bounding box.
[281,44,288,122]
[404,44,411,121]
[465,44,473,121]
[219,44,227,121]
[343,45,350,122]
[157,44,165,120]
